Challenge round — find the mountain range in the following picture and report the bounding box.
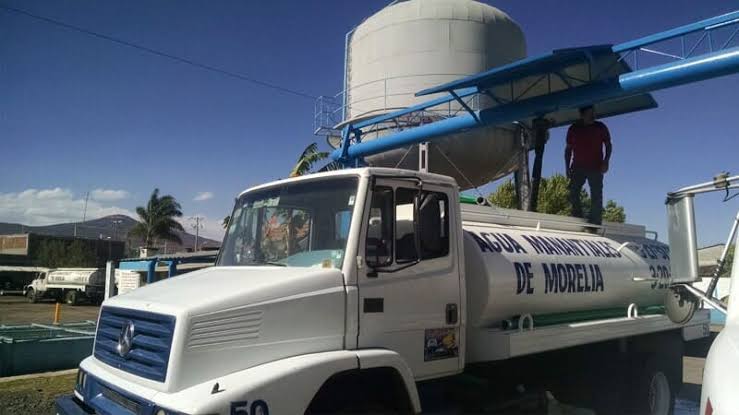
[0,214,220,252]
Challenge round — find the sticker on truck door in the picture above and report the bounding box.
[424,328,458,361]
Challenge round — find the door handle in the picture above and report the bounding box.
[446,303,458,325]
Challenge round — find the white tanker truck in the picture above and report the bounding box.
[57,168,710,415]
[26,268,105,305]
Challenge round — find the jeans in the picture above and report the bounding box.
[569,168,603,225]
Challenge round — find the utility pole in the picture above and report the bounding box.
[110,219,123,259]
[111,219,123,240]
[189,216,204,252]
[75,191,90,238]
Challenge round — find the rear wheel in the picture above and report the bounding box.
[632,359,676,415]
[64,290,79,306]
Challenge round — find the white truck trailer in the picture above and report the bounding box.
[56,168,710,415]
[26,268,105,305]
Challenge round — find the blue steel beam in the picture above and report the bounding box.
[415,45,614,97]
[613,10,739,53]
[332,46,739,162]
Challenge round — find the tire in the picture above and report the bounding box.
[65,290,79,306]
[631,358,676,415]
[306,368,413,414]
[26,288,38,303]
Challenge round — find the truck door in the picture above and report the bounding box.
[33,271,47,291]
[358,178,462,379]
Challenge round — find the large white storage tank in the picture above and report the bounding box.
[341,0,527,188]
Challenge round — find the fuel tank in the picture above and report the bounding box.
[460,204,671,328]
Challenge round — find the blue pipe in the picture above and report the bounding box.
[336,112,479,160]
[618,46,739,92]
[167,261,177,278]
[147,260,156,284]
[332,46,739,162]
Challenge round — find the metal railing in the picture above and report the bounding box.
[313,74,482,137]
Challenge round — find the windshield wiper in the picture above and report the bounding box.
[242,260,288,267]
[263,261,287,267]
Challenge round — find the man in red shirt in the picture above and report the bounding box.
[565,105,612,225]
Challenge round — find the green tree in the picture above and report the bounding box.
[487,179,517,209]
[35,240,97,267]
[290,142,329,177]
[66,240,97,267]
[602,200,626,223]
[129,188,185,247]
[487,173,626,223]
[35,240,67,268]
[536,174,575,216]
[721,245,735,278]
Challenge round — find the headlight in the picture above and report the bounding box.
[76,369,87,391]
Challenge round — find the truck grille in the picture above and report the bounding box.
[94,306,176,382]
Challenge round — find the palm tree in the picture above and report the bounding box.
[129,189,185,247]
[289,142,329,177]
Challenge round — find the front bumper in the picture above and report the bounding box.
[56,395,94,415]
[60,369,183,415]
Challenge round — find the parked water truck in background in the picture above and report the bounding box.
[26,268,105,305]
[55,167,710,415]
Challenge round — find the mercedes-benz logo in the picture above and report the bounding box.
[116,320,135,358]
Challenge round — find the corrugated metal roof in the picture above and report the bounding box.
[120,250,218,262]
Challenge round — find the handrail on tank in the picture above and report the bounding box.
[349,87,478,130]
[666,174,739,199]
[627,303,639,318]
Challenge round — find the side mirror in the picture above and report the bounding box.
[666,195,700,283]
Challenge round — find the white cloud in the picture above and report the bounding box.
[0,188,135,226]
[90,188,130,202]
[178,214,225,243]
[193,192,214,202]
[36,187,73,200]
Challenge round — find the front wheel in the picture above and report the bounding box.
[26,288,38,303]
[64,290,79,306]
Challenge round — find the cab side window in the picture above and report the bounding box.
[366,186,450,269]
[419,191,449,259]
[366,186,393,266]
[395,188,418,263]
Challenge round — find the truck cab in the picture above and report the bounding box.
[58,168,459,414]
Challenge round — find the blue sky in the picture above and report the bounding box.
[1,0,737,243]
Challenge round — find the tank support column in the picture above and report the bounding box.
[419,142,429,173]
[529,118,553,212]
[514,125,531,210]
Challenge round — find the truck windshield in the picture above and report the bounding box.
[218,177,359,269]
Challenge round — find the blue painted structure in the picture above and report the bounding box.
[118,251,217,284]
[0,321,96,377]
[331,10,739,165]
